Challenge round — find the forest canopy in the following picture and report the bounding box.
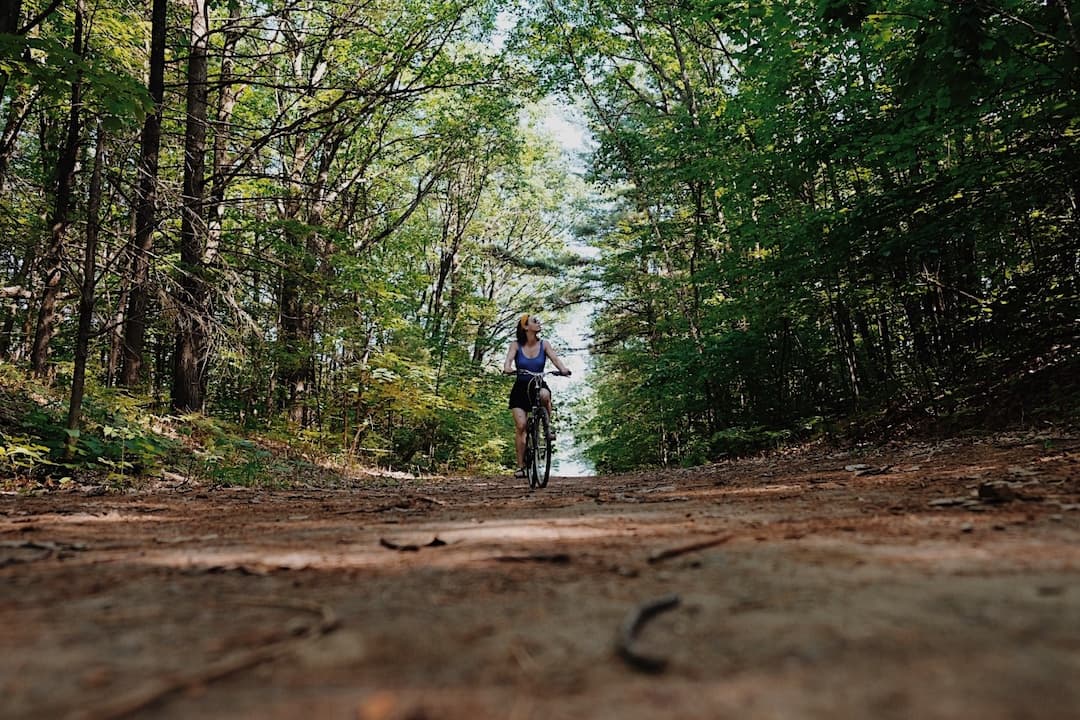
[514,0,1080,470]
[0,0,1076,480]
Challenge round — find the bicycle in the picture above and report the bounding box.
[516,369,567,489]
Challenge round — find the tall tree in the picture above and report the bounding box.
[119,0,168,387]
[64,126,106,459]
[30,0,86,376]
[172,0,210,411]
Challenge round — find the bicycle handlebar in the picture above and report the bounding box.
[507,369,571,377]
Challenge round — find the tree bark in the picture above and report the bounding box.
[277,120,314,425]
[171,0,210,412]
[65,128,106,460]
[30,0,84,376]
[278,223,316,425]
[0,86,36,191]
[0,1,21,34]
[0,0,22,98]
[204,1,242,269]
[119,0,168,387]
[0,240,37,358]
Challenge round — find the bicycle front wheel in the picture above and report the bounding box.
[524,416,537,488]
[532,406,552,488]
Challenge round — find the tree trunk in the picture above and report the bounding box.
[65,128,106,460]
[0,53,41,356]
[275,119,340,425]
[471,275,498,364]
[0,0,21,100]
[106,276,129,386]
[0,0,23,96]
[828,284,861,407]
[279,230,315,425]
[0,86,36,191]
[171,0,210,412]
[30,0,84,376]
[0,240,37,358]
[204,1,242,269]
[429,232,459,343]
[119,0,168,387]
[0,1,21,34]
[277,125,313,425]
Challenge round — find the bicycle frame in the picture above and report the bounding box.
[516,369,557,403]
[515,370,563,488]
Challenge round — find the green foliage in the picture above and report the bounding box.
[524,0,1080,469]
[0,432,51,473]
[10,0,1072,481]
[174,414,291,488]
[0,0,583,480]
[0,20,152,127]
[0,361,175,484]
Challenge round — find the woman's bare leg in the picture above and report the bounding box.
[539,389,554,439]
[512,408,528,468]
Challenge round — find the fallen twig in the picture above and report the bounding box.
[615,594,681,673]
[379,536,447,552]
[227,597,340,634]
[647,534,733,563]
[380,537,420,551]
[74,644,288,720]
[332,507,370,515]
[494,552,571,564]
[72,600,339,720]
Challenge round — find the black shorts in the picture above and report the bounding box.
[509,378,549,411]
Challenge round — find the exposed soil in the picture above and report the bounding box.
[3,432,1079,720]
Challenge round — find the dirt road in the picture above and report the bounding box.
[2,433,1079,719]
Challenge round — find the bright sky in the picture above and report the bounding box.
[491,12,598,476]
[541,106,588,153]
[539,102,597,477]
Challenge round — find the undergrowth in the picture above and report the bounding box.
[0,361,354,492]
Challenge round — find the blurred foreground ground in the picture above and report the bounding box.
[2,432,1078,720]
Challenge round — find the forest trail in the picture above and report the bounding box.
[2,433,1079,720]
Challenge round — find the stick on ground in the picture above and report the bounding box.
[615,594,681,673]
[647,534,733,563]
[72,601,339,720]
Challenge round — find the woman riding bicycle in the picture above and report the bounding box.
[503,313,571,479]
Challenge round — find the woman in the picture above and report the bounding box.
[503,313,571,478]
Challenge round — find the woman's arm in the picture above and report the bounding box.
[543,340,572,375]
[503,342,518,374]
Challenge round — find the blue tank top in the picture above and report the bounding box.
[515,341,546,373]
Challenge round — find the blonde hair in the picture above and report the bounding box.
[515,314,530,345]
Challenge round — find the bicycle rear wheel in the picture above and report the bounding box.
[533,406,552,488]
